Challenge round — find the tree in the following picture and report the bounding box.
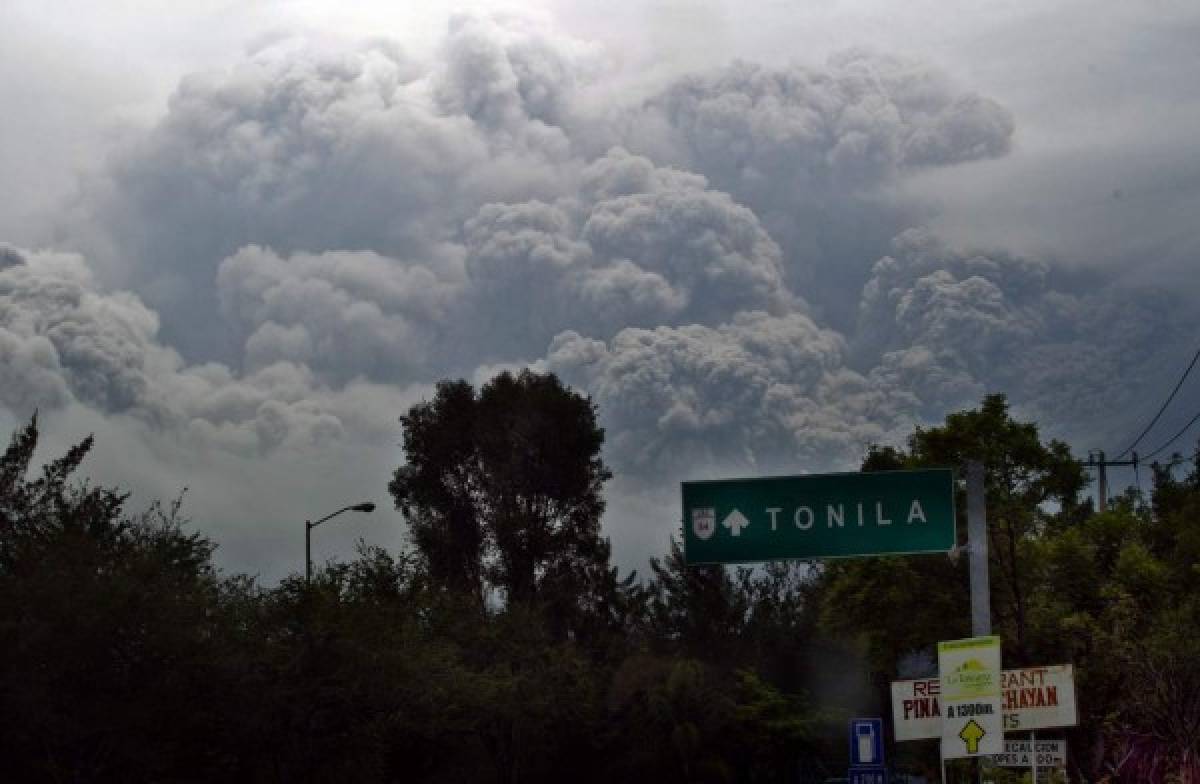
[820,394,1086,669]
[816,401,1200,782]
[902,394,1087,663]
[646,538,749,663]
[389,370,614,631]
[1027,450,1200,782]
[0,416,241,781]
[390,379,486,599]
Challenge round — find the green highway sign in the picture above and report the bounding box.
[681,468,956,564]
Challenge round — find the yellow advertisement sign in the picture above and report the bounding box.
[938,635,1003,759]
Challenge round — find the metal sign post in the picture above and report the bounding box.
[966,461,991,638]
[964,461,992,784]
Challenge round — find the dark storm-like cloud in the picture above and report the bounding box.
[209,146,802,382]
[69,18,1018,365]
[217,245,461,381]
[855,229,1200,439]
[857,228,1048,369]
[545,312,910,477]
[537,222,1200,482]
[459,148,798,355]
[40,15,1169,471]
[11,11,1196,582]
[614,50,1016,325]
[0,244,170,415]
[434,13,599,134]
[0,244,422,455]
[69,17,601,361]
[629,50,1013,196]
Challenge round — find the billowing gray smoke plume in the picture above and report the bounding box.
[6,13,1195,576]
[614,50,1015,327]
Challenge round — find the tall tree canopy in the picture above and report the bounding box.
[389,371,614,627]
[5,399,1198,782]
[814,395,1200,781]
[820,394,1087,670]
[0,416,236,781]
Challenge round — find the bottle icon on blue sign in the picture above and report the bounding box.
[856,722,876,764]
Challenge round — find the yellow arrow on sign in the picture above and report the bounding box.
[959,719,986,754]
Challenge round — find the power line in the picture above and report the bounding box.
[1114,346,1200,459]
[1142,409,1200,460]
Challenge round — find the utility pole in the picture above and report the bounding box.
[1086,451,1138,512]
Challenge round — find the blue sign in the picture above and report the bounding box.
[849,717,884,767]
[849,768,888,784]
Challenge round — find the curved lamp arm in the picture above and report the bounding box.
[305,502,375,584]
[308,502,375,530]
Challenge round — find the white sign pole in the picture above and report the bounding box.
[966,461,991,637]
[910,461,995,784]
[967,461,991,784]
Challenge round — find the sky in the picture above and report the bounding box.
[2,0,1198,582]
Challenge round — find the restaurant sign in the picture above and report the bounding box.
[891,664,1078,741]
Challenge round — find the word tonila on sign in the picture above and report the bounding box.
[763,500,930,530]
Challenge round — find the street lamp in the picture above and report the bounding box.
[305,502,376,584]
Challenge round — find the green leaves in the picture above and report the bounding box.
[820,397,1200,780]
[390,370,614,637]
[0,417,232,781]
[7,397,1198,781]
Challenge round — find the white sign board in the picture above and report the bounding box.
[1000,665,1078,731]
[891,665,1078,741]
[938,636,1003,759]
[991,738,1067,768]
[891,677,943,741]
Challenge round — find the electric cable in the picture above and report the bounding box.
[1142,409,1200,460]
[1114,346,1200,459]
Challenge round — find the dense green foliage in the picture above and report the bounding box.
[819,395,1200,783]
[2,384,1198,782]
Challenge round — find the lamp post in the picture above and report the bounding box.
[305,502,376,584]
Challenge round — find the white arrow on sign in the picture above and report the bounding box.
[722,509,750,537]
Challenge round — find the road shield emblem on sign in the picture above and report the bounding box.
[692,508,716,540]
